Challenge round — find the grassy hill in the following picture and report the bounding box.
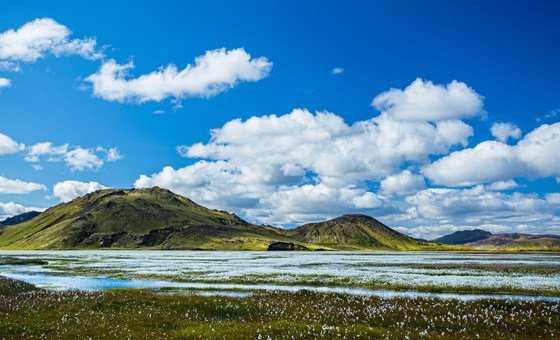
[0,187,459,251]
[289,214,459,250]
[0,188,295,250]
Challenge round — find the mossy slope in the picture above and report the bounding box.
[288,214,460,250]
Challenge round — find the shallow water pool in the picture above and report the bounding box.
[1,250,559,300]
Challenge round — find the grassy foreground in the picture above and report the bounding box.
[1,277,559,339]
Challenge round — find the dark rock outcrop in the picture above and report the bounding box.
[267,241,309,251]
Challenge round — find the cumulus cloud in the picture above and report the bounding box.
[248,184,397,225]
[0,18,101,63]
[380,170,425,195]
[183,109,473,185]
[331,67,344,75]
[133,77,560,233]
[0,176,45,194]
[0,77,11,88]
[85,48,272,103]
[24,142,68,162]
[486,180,519,191]
[0,132,24,155]
[0,61,21,72]
[515,123,560,177]
[424,123,560,186]
[491,122,522,142]
[372,78,483,122]
[1,19,269,106]
[64,147,104,171]
[0,202,44,220]
[25,141,122,171]
[105,147,122,161]
[52,180,107,202]
[424,141,524,187]
[405,186,558,220]
[135,79,484,225]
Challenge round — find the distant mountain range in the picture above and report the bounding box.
[0,211,40,226]
[0,187,457,251]
[433,229,560,251]
[433,229,492,245]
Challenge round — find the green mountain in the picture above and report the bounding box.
[0,187,457,251]
[432,229,492,245]
[0,188,291,250]
[288,214,446,250]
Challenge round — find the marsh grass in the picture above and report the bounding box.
[1,276,559,339]
[40,265,560,297]
[0,257,48,266]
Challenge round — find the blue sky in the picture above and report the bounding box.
[1,1,560,238]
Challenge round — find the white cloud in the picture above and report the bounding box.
[491,122,521,142]
[0,176,45,194]
[25,142,122,171]
[515,123,560,178]
[0,132,24,154]
[372,78,483,122]
[0,61,21,72]
[395,223,513,240]
[424,122,560,186]
[136,79,480,225]
[545,193,560,205]
[0,77,11,88]
[183,109,473,186]
[24,141,68,162]
[405,186,557,220]
[64,147,104,171]
[249,184,397,225]
[424,141,525,187]
[486,180,519,191]
[380,170,425,195]
[395,217,560,239]
[331,67,344,75]
[0,202,43,220]
[0,18,101,63]
[52,180,107,202]
[85,48,272,103]
[133,76,560,231]
[105,147,122,161]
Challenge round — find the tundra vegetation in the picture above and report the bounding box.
[0,276,559,339]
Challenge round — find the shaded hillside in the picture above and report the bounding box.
[288,214,457,250]
[0,211,41,226]
[433,229,492,245]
